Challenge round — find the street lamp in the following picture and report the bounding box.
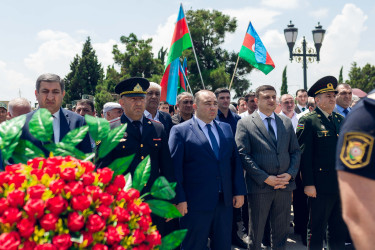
[284,21,326,90]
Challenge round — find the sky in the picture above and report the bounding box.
[1,0,375,105]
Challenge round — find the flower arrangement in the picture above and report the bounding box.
[0,109,186,249]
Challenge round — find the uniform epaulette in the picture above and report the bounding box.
[147,118,161,124]
[333,112,344,119]
[304,111,316,117]
[96,140,101,146]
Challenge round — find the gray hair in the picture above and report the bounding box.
[36,73,65,92]
[177,92,194,104]
[8,98,32,116]
[148,82,161,92]
[352,94,360,102]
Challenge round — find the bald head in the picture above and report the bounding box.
[8,98,32,118]
[280,94,295,115]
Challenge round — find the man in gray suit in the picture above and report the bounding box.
[235,85,301,250]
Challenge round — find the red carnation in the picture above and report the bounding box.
[46,195,68,215]
[60,168,76,181]
[64,181,84,196]
[49,179,65,194]
[0,232,21,250]
[27,157,46,169]
[146,231,162,246]
[20,240,37,250]
[139,203,152,215]
[96,205,112,219]
[30,169,44,180]
[35,243,57,250]
[84,185,102,201]
[27,184,46,199]
[113,175,126,189]
[127,188,140,200]
[46,156,64,167]
[67,212,85,232]
[8,174,26,188]
[138,216,151,231]
[117,223,130,236]
[92,244,108,250]
[111,246,126,250]
[86,214,105,233]
[99,193,114,206]
[52,234,72,250]
[40,213,58,231]
[23,199,45,219]
[128,202,141,215]
[44,165,61,177]
[0,172,9,186]
[81,231,93,246]
[97,168,113,184]
[82,172,95,186]
[5,164,23,174]
[133,229,146,244]
[105,184,120,196]
[71,195,91,211]
[2,207,22,224]
[105,226,123,245]
[0,198,9,215]
[114,206,131,223]
[7,189,25,207]
[17,218,35,238]
[116,190,130,202]
[81,161,95,173]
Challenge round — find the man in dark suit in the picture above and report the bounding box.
[296,76,346,249]
[21,73,92,155]
[144,82,173,137]
[235,85,300,250]
[169,90,246,250]
[295,89,308,114]
[96,77,174,236]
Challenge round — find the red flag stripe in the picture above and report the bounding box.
[170,18,189,46]
[160,64,171,101]
[265,52,275,67]
[242,33,255,52]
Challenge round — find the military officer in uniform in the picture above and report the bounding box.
[96,77,174,235]
[336,89,375,250]
[296,76,346,250]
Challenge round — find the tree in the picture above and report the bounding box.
[281,66,288,95]
[338,66,343,83]
[182,9,253,97]
[346,62,375,93]
[64,37,104,106]
[94,65,120,114]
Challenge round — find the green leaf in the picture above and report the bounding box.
[83,153,95,162]
[0,115,26,161]
[12,139,45,164]
[124,173,132,191]
[132,155,151,192]
[61,125,89,146]
[151,176,176,200]
[107,154,134,176]
[160,229,188,250]
[44,142,86,159]
[146,199,182,219]
[98,123,127,159]
[170,182,177,191]
[85,115,110,141]
[29,108,53,142]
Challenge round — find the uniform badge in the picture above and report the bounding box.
[297,123,304,130]
[340,132,374,169]
[321,125,325,130]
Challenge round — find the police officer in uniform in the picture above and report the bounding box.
[296,76,346,250]
[336,89,375,250]
[96,77,174,235]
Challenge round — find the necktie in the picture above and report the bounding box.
[328,115,336,132]
[266,117,277,146]
[302,107,306,112]
[206,124,219,159]
[132,121,142,138]
[343,109,349,116]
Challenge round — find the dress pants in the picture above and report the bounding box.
[180,194,233,250]
[293,171,308,238]
[307,194,346,250]
[248,190,292,250]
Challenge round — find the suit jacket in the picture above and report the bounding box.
[158,111,173,137]
[97,114,174,194]
[21,108,92,155]
[235,112,301,194]
[295,106,302,114]
[296,108,343,194]
[169,117,246,211]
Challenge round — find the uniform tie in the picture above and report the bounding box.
[132,121,142,138]
[206,124,219,159]
[343,109,349,116]
[266,117,277,146]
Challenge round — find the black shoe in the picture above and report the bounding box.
[232,234,248,249]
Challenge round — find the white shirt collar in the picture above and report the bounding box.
[297,104,307,111]
[257,110,275,120]
[144,109,159,121]
[195,115,214,128]
[280,110,297,119]
[52,109,60,119]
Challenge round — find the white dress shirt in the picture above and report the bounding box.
[52,110,60,143]
[297,104,307,113]
[257,110,277,140]
[195,116,220,149]
[280,111,298,132]
[144,110,160,122]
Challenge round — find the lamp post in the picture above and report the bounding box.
[284,21,326,90]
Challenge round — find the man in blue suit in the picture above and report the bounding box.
[169,90,247,250]
[21,73,92,156]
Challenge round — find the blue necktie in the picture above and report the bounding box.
[206,124,219,159]
[343,109,349,116]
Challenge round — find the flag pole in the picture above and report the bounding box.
[181,4,205,90]
[181,67,193,94]
[228,55,240,90]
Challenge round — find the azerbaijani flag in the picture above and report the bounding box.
[239,22,275,75]
[161,5,192,104]
[183,57,188,77]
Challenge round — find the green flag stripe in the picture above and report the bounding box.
[165,34,192,68]
[239,46,274,75]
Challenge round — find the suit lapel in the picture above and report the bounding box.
[141,116,153,141]
[275,115,285,152]
[190,117,217,159]
[59,108,70,141]
[252,112,276,150]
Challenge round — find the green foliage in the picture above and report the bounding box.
[281,66,288,95]
[183,9,253,97]
[132,155,151,192]
[12,139,45,164]
[339,66,343,83]
[29,109,53,142]
[64,37,104,106]
[146,199,182,219]
[0,115,27,161]
[160,229,188,250]
[44,143,86,159]
[151,176,176,200]
[124,173,132,191]
[61,126,89,146]
[107,155,135,176]
[85,115,110,141]
[98,124,127,159]
[346,62,375,93]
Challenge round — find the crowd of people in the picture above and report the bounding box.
[0,72,374,250]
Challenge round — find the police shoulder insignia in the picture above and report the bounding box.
[297,123,304,130]
[340,132,374,169]
[96,140,101,146]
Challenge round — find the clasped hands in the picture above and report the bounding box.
[264,173,291,189]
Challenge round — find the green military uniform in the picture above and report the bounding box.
[296,76,347,250]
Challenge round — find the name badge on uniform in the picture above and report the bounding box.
[153,138,161,141]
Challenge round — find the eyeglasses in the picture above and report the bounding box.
[182,100,193,105]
